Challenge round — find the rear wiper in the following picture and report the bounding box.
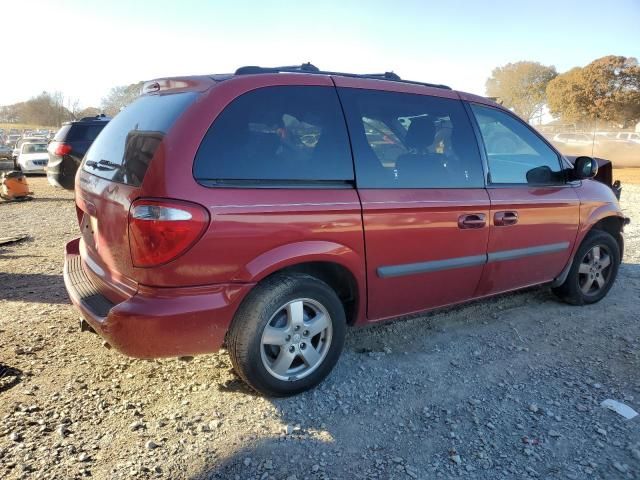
[85,159,118,171]
[98,159,120,168]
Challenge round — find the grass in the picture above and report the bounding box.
[614,167,640,185]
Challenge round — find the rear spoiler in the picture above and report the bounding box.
[564,156,621,200]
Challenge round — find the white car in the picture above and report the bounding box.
[616,132,640,144]
[13,136,46,160]
[17,142,49,173]
[552,133,594,146]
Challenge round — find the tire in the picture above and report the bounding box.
[227,273,346,397]
[552,230,620,305]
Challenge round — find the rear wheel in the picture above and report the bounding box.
[552,230,620,305]
[227,273,346,397]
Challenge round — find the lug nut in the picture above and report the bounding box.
[285,335,291,341]
[294,325,300,331]
[303,330,309,337]
[288,345,295,353]
[300,342,306,350]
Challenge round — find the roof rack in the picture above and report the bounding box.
[79,114,110,122]
[233,63,451,90]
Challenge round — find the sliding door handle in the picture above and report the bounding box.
[458,213,486,229]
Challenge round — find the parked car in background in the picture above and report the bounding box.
[615,132,640,144]
[0,144,13,160]
[17,142,49,173]
[5,133,21,146]
[63,64,628,396]
[12,136,50,167]
[47,114,110,189]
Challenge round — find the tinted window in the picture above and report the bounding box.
[338,88,484,188]
[67,123,106,142]
[470,104,563,185]
[83,92,197,186]
[194,86,353,185]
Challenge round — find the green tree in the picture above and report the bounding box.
[486,61,557,121]
[101,82,143,116]
[546,55,640,126]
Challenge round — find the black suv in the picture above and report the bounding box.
[47,114,110,189]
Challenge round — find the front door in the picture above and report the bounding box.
[468,104,580,296]
[337,84,490,320]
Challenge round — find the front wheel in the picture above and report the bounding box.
[227,273,346,397]
[552,230,620,305]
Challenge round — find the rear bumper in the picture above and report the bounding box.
[63,238,253,358]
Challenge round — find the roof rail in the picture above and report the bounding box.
[233,63,451,90]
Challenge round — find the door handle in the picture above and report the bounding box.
[458,213,486,229]
[494,211,518,226]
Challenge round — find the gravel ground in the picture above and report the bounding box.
[0,175,639,480]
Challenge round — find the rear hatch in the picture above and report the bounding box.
[48,121,108,189]
[75,91,199,298]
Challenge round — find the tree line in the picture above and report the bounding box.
[2,57,638,129]
[0,82,143,127]
[486,55,640,127]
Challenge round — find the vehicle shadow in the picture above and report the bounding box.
[188,262,640,479]
[0,272,68,304]
[0,363,23,393]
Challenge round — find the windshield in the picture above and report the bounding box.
[22,143,47,154]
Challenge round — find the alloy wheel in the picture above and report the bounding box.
[578,244,612,296]
[260,298,333,381]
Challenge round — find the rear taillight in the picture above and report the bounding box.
[128,199,210,267]
[49,142,72,156]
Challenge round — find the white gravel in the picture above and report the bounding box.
[0,176,639,480]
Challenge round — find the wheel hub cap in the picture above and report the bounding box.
[260,298,333,381]
[578,244,612,295]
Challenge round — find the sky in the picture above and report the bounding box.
[1,0,639,109]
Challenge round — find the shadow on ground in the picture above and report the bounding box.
[0,272,67,304]
[0,364,22,393]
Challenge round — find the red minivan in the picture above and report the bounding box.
[64,64,628,396]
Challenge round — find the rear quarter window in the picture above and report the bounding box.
[53,125,71,141]
[83,92,197,186]
[66,124,107,142]
[193,86,353,186]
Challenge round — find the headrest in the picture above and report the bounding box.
[405,117,436,150]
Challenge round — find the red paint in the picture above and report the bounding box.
[360,188,490,319]
[475,186,580,296]
[64,71,625,359]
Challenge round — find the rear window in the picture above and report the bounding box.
[83,92,197,186]
[193,86,353,186]
[66,123,107,142]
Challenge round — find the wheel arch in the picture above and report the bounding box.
[552,213,625,287]
[589,215,625,258]
[234,241,366,326]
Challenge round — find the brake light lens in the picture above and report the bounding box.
[128,199,210,267]
[49,142,72,156]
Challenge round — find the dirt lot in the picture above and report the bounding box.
[1,173,639,480]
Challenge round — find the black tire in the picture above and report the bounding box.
[552,230,620,305]
[227,273,346,397]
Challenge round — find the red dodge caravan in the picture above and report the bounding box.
[64,64,628,396]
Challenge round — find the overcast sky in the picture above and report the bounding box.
[2,0,639,108]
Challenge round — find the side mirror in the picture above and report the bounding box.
[574,156,598,179]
